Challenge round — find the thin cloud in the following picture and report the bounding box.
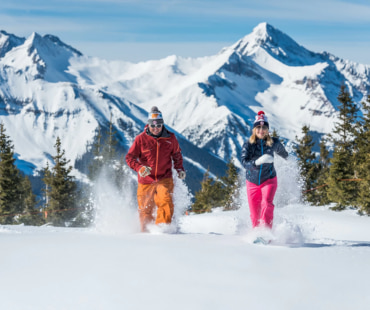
[1,0,369,64]
[3,0,370,22]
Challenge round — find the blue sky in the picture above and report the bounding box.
[1,0,370,64]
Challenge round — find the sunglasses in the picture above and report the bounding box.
[256,125,268,130]
[150,124,163,128]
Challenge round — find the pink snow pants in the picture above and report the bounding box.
[246,177,278,228]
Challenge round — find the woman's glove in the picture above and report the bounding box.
[255,154,274,166]
[139,166,152,177]
[178,170,186,180]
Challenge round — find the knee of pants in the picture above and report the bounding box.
[138,204,155,215]
[154,194,174,211]
[137,195,155,214]
[154,180,174,206]
[137,182,155,204]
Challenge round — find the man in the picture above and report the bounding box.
[126,106,186,232]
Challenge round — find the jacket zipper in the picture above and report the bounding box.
[153,136,171,182]
[258,139,264,185]
[155,140,159,181]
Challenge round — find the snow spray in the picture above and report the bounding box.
[272,155,305,244]
[93,168,140,235]
[146,170,193,234]
[172,170,193,231]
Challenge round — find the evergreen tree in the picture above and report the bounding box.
[113,155,130,190]
[0,123,24,224]
[271,128,279,138]
[354,95,370,214]
[93,126,103,158]
[85,117,128,225]
[192,161,241,213]
[88,117,124,190]
[43,137,78,226]
[294,125,321,204]
[191,169,224,213]
[88,126,103,181]
[101,113,118,164]
[326,85,360,210]
[271,128,285,144]
[42,162,52,211]
[88,116,119,181]
[221,159,241,211]
[17,176,44,225]
[316,137,331,205]
[68,185,94,227]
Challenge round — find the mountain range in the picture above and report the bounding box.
[0,23,369,194]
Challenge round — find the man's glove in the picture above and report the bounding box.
[255,154,274,166]
[139,166,152,177]
[178,170,186,180]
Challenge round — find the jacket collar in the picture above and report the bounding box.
[256,137,267,145]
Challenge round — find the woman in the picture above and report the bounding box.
[241,111,288,230]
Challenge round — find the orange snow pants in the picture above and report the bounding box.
[137,178,174,232]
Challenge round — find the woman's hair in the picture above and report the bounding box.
[249,127,273,146]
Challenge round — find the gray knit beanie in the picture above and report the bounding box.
[148,106,164,125]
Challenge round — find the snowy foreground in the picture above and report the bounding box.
[1,203,369,310]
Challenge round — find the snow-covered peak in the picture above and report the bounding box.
[24,32,82,57]
[250,22,275,43]
[2,32,83,82]
[0,30,25,58]
[231,22,322,66]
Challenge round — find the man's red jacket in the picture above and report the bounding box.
[125,125,184,184]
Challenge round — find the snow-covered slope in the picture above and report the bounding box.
[0,30,25,57]
[0,32,227,193]
[1,203,369,310]
[70,22,370,164]
[1,126,369,310]
[0,23,369,192]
